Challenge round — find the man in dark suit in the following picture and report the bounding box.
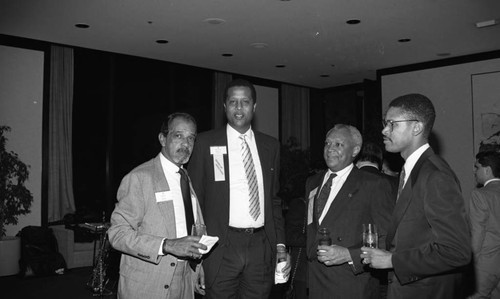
[357,141,398,196]
[469,150,500,298]
[361,93,472,299]
[306,124,394,298]
[188,79,288,298]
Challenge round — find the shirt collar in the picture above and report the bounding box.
[226,124,254,141]
[160,152,182,174]
[327,163,354,180]
[485,178,500,186]
[403,143,430,181]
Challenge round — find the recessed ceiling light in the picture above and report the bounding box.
[346,19,361,25]
[320,74,330,78]
[475,19,498,28]
[204,18,226,25]
[222,53,233,57]
[275,65,286,68]
[437,53,451,57]
[250,43,268,49]
[156,40,169,44]
[398,38,411,43]
[331,64,335,67]
[74,23,90,29]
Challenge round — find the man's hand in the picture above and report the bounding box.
[192,264,205,295]
[275,245,290,283]
[317,245,351,266]
[162,236,207,259]
[360,247,393,269]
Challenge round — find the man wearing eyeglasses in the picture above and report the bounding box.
[361,94,471,299]
[108,113,207,299]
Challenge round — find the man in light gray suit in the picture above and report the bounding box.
[469,150,500,299]
[108,112,207,299]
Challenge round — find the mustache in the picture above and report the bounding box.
[176,147,191,155]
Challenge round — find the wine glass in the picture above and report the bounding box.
[191,224,207,236]
[362,223,378,248]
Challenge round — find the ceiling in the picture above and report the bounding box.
[1,0,500,89]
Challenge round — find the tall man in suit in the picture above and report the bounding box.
[469,150,500,299]
[188,79,288,298]
[306,124,394,298]
[361,93,472,299]
[108,113,207,299]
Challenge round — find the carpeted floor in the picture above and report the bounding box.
[0,266,117,299]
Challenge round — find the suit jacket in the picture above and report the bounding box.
[306,166,394,299]
[359,165,398,198]
[187,127,284,287]
[469,180,500,290]
[108,154,204,299]
[387,148,471,299]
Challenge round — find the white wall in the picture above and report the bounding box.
[381,57,500,201]
[0,45,44,236]
[253,85,279,140]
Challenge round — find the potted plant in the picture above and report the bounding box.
[0,125,33,276]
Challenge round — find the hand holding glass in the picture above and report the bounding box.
[191,224,207,236]
[362,223,378,248]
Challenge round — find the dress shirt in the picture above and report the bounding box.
[158,153,198,255]
[401,143,430,188]
[318,163,354,225]
[227,124,265,228]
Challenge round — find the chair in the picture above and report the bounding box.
[51,225,98,269]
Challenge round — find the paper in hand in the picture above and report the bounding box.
[198,235,219,254]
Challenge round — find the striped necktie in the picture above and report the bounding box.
[315,173,336,221]
[240,135,260,221]
[397,167,406,201]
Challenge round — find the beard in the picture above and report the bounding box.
[175,147,191,164]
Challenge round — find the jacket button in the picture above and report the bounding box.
[170,262,175,267]
[337,237,342,241]
[164,285,169,289]
[388,279,393,283]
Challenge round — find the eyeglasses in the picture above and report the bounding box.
[382,119,419,131]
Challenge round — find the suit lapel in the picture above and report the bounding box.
[322,168,360,222]
[152,154,177,238]
[386,148,434,248]
[254,132,271,211]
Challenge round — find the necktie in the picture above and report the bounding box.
[240,135,261,221]
[397,167,406,201]
[179,168,195,233]
[315,173,336,221]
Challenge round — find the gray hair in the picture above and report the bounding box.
[327,124,363,149]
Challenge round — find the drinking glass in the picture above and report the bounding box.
[191,224,207,236]
[362,223,378,248]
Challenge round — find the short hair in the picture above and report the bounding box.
[327,124,363,150]
[224,79,257,103]
[388,93,435,138]
[476,150,500,178]
[160,112,197,135]
[357,141,383,168]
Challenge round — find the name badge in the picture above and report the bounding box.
[155,191,172,203]
[307,187,318,225]
[210,146,227,181]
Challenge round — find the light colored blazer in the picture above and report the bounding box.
[470,180,500,275]
[108,154,204,299]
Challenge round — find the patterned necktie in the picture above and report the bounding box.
[397,167,406,201]
[315,173,336,221]
[179,168,195,233]
[240,135,260,221]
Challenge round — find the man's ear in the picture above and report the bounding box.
[353,145,361,158]
[158,133,166,146]
[253,102,257,112]
[413,122,424,136]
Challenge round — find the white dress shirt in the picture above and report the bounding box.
[318,163,354,225]
[227,124,265,228]
[401,143,430,189]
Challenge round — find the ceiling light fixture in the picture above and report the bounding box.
[398,38,411,43]
[204,18,226,25]
[222,53,233,57]
[320,74,330,78]
[74,23,90,29]
[346,19,361,25]
[275,65,286,68]
[475,19,498,28]
[156,40,168,44]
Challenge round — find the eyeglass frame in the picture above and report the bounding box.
[381,119,419,131]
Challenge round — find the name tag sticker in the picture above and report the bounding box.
[210,146,227,181]
[155,191,172,203]
[307,187,318,225]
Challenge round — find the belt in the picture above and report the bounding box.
[228,226,264,234]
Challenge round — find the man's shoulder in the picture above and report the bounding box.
[253,130,280,146]
[196,127,225,140]
[128,156,157,176]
